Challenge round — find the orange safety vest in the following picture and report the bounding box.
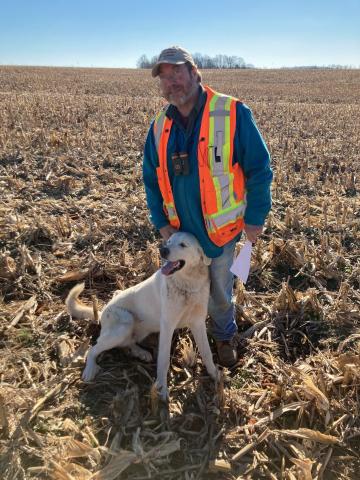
[153,85,246,247]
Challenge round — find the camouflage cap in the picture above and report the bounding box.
[151,46,196,77]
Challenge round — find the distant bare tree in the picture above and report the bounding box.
[150,55,159,66]
[214,54,226,69]
[192,52,204,68]
[202,55,215,68]
[136,55,151,69]
[137,52,253,69]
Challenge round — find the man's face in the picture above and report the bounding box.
[158,63,198,107]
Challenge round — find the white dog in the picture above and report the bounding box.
[65,232,217,400]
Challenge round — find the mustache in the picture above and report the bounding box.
[165,86,183,94]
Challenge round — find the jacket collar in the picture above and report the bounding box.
[165,85,206,131]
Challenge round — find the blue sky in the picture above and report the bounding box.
[1,0,359,68]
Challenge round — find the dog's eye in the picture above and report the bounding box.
[180,243,187,248]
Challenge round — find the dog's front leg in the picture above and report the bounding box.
[190,320,217,380]
[156,321,176,401]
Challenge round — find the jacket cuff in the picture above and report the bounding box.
[244,208,268,226]
[150,215,170,231]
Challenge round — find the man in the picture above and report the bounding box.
[142,46,272,366]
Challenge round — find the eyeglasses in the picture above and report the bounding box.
[158,67,185,83]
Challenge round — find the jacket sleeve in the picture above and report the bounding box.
[142,122,169,230]
[235,103,273,226]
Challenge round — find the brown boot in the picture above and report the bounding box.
[215,339,238,367]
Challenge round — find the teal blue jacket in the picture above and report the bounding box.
[143,87,273,258]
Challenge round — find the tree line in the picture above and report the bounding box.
[136,53,254,69]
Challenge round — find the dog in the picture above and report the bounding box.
[65,231,218,400]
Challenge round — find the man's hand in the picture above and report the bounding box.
[244,224,263,244]
[159,225,178,241]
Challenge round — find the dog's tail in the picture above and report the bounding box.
[65,283,95,320]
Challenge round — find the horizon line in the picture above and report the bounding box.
[1,63,359,70]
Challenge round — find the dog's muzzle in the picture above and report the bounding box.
[159,246,170,258]
[159,245,185,276]
[161,259,185,276]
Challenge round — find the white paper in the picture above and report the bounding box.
[230,240,253,283]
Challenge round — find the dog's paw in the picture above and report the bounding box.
[209,365,219,381]
[159,386,169,402]
[155,380,169,402]
[130,345,153,363]
[82,363,100,382]
[139,350,153,363]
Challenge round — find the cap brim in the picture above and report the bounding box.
[151,60,186,77]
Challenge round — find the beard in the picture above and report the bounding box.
[163,80,198,107]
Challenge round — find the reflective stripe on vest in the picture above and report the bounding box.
[154,110,180,227]
[154,85,246,246]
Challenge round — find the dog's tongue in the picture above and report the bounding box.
[161,260,179,276]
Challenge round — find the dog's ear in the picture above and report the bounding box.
[198,248,212,266]
[203,254,212,266]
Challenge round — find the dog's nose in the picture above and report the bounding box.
[159,246,170,258]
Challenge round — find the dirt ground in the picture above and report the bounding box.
[0,66,359,479]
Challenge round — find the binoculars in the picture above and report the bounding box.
[171,152,189,176]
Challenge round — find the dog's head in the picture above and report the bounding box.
[159,232,211,276]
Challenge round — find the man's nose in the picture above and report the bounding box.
[159,246,170,258]
[161,75,176,85]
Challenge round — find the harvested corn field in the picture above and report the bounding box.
[0,66,359,479]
